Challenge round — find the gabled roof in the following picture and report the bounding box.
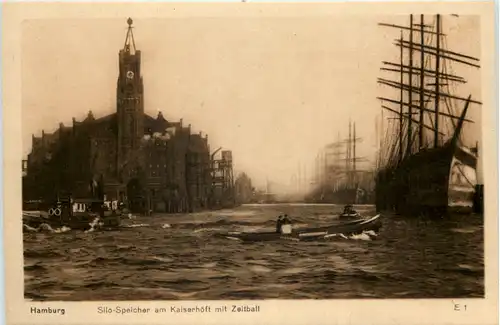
[188,134,209,153]
[144,112,169,134]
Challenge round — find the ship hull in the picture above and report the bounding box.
[375,141,478,216]
[305,185,374,205]
[329,187,373,204]
[316,187,358,204]
[215,215,382,242]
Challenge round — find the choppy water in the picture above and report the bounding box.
[23,204,484,300]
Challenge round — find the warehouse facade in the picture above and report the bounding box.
[23,18,213,213]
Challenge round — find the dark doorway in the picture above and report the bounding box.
[127,178,144,213]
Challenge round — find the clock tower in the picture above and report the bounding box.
[117,18,144,172]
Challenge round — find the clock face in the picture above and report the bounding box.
[126,71,134,79]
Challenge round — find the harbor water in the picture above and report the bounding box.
[24,204,484,300]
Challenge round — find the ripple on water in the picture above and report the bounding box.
[326,255,353,270]
[245,259,271,267]
[24,263,47,272]
[200,262,217,268]
[249,265,273,273]
[450,227,480,234]
[281,267,307,275]
[22,205,484,300]
[152,256,174,263]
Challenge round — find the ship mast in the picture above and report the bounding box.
[407,14,414,157]
[344,120,364,188]
[379,110,384,169]
[418,14,425,149]
[353,122,357,185]
[347,120,351,181]
[399,31,404,163]
[315,121,364,193]
[377,14,481,167]
[336,131,341,190]
[298,162,302,193]
[434,14,441,148]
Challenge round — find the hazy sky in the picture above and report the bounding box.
[22,15,482,190]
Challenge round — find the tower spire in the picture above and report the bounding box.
[124,17,137,53]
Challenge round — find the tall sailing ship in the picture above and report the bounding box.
[307,120,374,204]
[375,14,481,215]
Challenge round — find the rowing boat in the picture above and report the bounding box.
[215,214,382,242]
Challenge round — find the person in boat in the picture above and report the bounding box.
[340,205,360,218]
[280,214,293,234]
[276,215,284,233]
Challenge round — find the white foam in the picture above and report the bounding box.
[125,223,150,228]
[23,224,38,232]
[193,227,223,233]
[448,201,474,207]
[84,217,102,233]
[299,231,328,237]
[54,226,71,233]
[24,223,72,233]
[38,223,55,232]
[348,232,372,241]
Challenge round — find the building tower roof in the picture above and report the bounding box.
[123,17,136,53]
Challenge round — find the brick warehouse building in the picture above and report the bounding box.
[22,18,215,213]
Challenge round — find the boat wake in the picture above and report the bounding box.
[192,227,224,234]
[84,217,103,233]
[23,223,71,233]
[301,229,379,241]
[222,229,380,242]
[22,212,382,243]
[338,229,378,241]
[125,213,138,220]
[123,223,150,228]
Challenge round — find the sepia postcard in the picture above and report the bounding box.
[3,1,498,325]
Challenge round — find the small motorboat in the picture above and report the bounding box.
[23,197,122,232]
[215,214,382,242]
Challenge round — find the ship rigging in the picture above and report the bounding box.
[375,14,481,215]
